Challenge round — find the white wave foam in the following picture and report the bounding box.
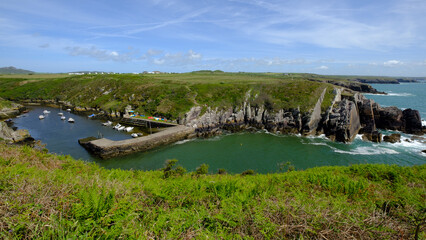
[309,142,328,146]
[334,146,399,155]
[392,137,425,150]
[422,120,426,127]
[174,139,193,145]
[306,134,327,140]
[386,93,414,97]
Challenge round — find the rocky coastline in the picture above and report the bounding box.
[180,88,424,143]
[2,86,424,157]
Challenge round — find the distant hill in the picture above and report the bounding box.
[0,66,34,74]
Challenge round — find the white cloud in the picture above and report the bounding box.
[383,60,403,67]
[316,65,329,70]
[65,46,135,62]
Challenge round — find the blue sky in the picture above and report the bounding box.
[1,0,425,76]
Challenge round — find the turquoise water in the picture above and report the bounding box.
[11,82,426,173]
[367,82,426,121]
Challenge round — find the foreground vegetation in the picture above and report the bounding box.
[0,142,424,239]
[0,72,338,119]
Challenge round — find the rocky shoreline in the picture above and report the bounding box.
[180,88,424,143]
[1,86,424,158]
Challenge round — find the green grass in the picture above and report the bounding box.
[0,72,340,119]
[0,98,12,109]
[0,142,424,239]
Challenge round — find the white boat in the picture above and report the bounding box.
[102,121,113,126]
[117,126,125,131]
[68,118,75,123]
[131,133,139,138]
[125,127,134,132]
[61,116,66,120]
[43,110,50,114]
[113,123,121,129]
[39,115,45,120]
[58,112,64,116]
[66,109,71,112]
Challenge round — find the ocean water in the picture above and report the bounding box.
[366,82,426,123]
[11,82,426,173]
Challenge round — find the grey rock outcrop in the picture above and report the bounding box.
[302,88,327,135]
[383,133,401,143]
[324,99,361,142]
[402,109,422,134]
[180,86,423,143]
[0,102,25,119]
[362,131,382,143]
[181,103,303,137]
[0,122,33,143]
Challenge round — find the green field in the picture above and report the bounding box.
[0,142,424,239]
[0,72,338,119]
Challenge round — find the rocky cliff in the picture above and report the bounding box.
[180,88,423,143]
[0,121,33,143]
[0,101,25,119]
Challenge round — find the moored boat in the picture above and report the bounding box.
[102,121,113,126]
[61,116,66,120]
[125,127,134,132]
[43,110,50,114]
[68,118,75,123]
[39,115,45,120]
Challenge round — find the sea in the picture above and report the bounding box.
[11,82,426,173]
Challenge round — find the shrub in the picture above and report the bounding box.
[195,164,209,175]
[241,169,255,176]
[217,168,227,175]
[163,159,187,178]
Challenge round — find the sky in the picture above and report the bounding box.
[1,0,426,76]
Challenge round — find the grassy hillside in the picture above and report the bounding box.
[0,72,336,119]
[0,66,34,75]
[0,142,424,239]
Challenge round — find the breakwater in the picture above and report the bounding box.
[80,125,195,159]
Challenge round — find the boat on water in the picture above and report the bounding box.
[131,133,143,138]
[102,121,113,126]
[39,115,45,120]
[58,112,64,116]
[113,123,121,129]
[125,127,134,132]
[88,114,95,118]
[43,110,50,114]
[66,109,71,112]
[117,126,126,131]
[61,116,66,120]
[68,118,75,123]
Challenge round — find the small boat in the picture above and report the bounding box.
[88,114,95,118]
[39,115,45,120]
[102,121,113,126]
[117,126,125,131]
[43,110,50,114]
[125,127,134,132]
[58,112,64,116]
[68,118,75,123]
[113,123,121,129]
[66,109,71,112]
[61,116,66,120]
[131,133,139,138]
